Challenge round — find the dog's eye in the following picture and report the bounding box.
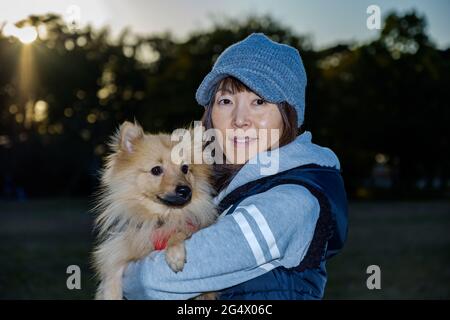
[150,166,163,176]
[181,164,189,174]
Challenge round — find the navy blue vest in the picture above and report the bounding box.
[216,164,348,300]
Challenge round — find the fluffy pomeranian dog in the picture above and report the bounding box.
[92,121,218,300]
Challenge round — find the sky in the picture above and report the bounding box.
[1,0,449,49]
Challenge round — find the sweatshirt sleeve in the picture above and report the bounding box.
[122,184,320,300]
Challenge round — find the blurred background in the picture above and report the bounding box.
[0,0,449,299]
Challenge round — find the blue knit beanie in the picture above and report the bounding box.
[195,33,307,126]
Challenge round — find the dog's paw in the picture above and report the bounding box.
[165,242,186,272]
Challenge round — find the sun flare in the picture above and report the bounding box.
[3,23,38,44]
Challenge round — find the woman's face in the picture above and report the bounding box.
[211,86,283,164]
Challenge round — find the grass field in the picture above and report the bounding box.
[0,198,449,299]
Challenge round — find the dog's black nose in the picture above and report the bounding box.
[158,186,192,207]
[175,185,192,200]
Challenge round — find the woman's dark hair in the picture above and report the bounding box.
[201,76,301,192]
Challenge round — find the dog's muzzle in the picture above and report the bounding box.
[157,185,192,207]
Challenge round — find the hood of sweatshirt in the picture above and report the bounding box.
[215,130,341,204]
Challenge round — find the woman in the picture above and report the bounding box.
[123,33,348,300]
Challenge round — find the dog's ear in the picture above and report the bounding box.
[119,121,144,153]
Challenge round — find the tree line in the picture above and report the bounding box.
[0,11,449,199]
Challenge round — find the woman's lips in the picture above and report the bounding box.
[229,136,258,147]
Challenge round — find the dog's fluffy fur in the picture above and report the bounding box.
[92,121,218,300]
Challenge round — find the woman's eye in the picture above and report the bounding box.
[218,98,231,105]
[255,99,266,105]
[150,166,163,176]
[181,164,189,174]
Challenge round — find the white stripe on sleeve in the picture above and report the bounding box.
[240,204,281,260]
[259,262,276,271]
[232,211,266,265]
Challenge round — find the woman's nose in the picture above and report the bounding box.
[232,103,251,129]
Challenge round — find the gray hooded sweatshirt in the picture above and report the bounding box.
[123,131,340,299]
